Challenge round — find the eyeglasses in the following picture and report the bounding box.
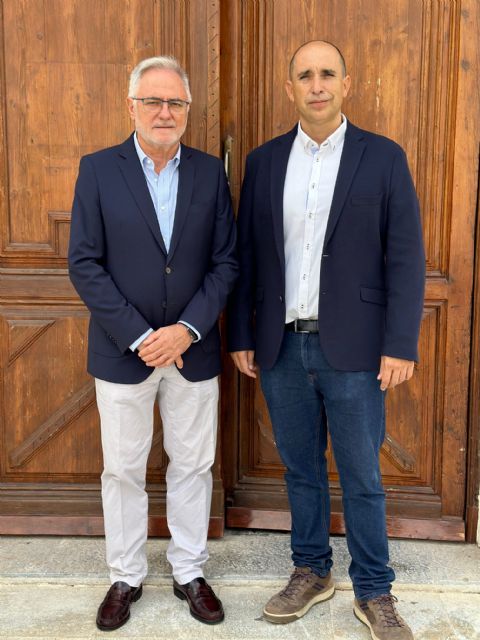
[130,97,190,113]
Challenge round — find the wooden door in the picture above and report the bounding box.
[220,0,479,541]
[0,0,478,542]
[0,0,224,535]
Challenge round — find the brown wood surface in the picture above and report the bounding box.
[0,0,224,533]
[0,515,224,537]
[466,0,480,542]
[0,0,478,541]
[221,0,479,541]
[226,507,465,542]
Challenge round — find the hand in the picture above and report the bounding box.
[138,324,193,369]
[230,350,257,378]
[377,355,415,391]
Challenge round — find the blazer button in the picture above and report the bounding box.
[279,295,283,302]
[165,267,172,274]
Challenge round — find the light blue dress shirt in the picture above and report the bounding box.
[133,132,180,252]
[129,133,199,351]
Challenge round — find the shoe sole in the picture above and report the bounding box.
[353,601,381,640]
[173,586,225,625]
[263,584,335,624]
[96,586,143,632]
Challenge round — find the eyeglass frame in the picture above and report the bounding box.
[129,96,191,112]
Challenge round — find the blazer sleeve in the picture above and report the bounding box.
[68,156,151,353]
[178,161,238,336]
[383,147,426,361]
[226,154,257,352]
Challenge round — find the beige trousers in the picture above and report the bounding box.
[95,365,219,587]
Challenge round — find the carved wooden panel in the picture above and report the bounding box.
[222,0,477,540]
[0,0,220,266]
[0,0,223,534]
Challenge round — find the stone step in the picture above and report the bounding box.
[0,532,479,639]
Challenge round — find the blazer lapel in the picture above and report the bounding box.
[168,144,194,260]
[116,134,167,255]
[324,123,366,247]
[271,126,297,272]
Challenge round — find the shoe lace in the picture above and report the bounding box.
[279,569,312,599]
[371,594,405,628]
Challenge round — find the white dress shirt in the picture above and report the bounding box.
[283,118,347,323]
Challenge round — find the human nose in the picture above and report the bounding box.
[310,73,324,94]
[157,101,173,117]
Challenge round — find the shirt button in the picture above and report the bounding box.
[165,267,172,274]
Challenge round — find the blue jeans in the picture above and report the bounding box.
[260,331,395,600]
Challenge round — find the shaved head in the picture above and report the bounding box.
[284,38,351,143]
[289,40,347,79]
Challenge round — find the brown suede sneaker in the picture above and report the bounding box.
[354,594,414,639]
[263,567,335,624]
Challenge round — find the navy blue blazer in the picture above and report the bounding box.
[69,134,238,384]
[227,122,425,371]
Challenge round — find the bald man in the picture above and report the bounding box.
[227,41,424,640]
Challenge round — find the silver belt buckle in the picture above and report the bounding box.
[294,319,309,333]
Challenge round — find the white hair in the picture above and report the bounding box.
[128,56,192,101]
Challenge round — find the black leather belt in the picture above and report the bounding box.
[285,319,319,333]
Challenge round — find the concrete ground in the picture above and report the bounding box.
[0,531,479,639]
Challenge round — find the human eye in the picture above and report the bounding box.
[168,98,188,111]
[168,99,185,110]
[143,98,162,107]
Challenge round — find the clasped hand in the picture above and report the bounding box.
[138,324,192,369]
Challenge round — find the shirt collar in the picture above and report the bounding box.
[297,115,347,155]
[133,132,181,169]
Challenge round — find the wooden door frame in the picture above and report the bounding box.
[458,0,479,544]
[466,180,479,544]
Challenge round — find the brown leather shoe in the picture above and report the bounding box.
[96,581,143,631]
[173,577,224,624]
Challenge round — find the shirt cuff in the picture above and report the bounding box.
[130,328,154,352]
[177,321,201,343]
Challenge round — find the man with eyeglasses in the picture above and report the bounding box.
[69,56,237,630]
